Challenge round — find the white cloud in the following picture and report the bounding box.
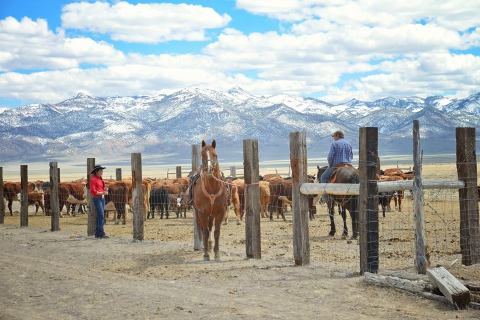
[236,0,480,31]
[61,1,231,43]
[0,16,124,71]
[323,52,480,102]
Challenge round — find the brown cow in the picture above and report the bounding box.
[27,191,45,214]
[106,181,132,224]
[268,178,292,221]
[44,183,70,217]
[259,181,270,218]
[3,182,36,215]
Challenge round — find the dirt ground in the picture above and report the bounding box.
[1,207,480,319]
[1,163,480,319]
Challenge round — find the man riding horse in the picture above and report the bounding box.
[321,130,353,185]
[319,130,359,239]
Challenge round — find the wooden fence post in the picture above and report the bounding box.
[456,127,480,265]
[413,120,427,274]
[0,167,4,224]
[359,127,379,274]
[176,166,182,179]
[116,168,122,181]
[132,153,144,241]
[290,131,310,265]
[230,166,236,178]
[50,162,60,231]
[244,139,261,259]
[192,144,203,250]
[87,158,96,236]
[20,165,28,227]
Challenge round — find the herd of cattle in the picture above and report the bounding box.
[0,173,312,223]
[3,168,469,223]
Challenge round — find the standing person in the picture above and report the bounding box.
[321,130,353,183]
[90,165,109,239]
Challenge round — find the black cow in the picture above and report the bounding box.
[149,187,169,219]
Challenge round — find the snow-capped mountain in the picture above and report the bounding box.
[0,88,479,162]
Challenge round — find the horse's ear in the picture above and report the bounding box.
[317,165,320,170]
[211,139,216,149]
[201,140,206,147]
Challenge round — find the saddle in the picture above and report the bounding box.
[329,163,353,183]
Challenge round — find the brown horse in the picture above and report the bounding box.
[317,165,359,239]
[192,140,228,261]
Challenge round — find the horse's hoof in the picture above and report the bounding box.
[350,235,358,240]
[328,231,335,237]
[341,234,347,240]
[203,256,210,261]
[214,253,220,261]
[236,221,241,225]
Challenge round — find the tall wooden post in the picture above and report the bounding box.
[176,166,182,179]
[413,120,427,274]
[359,127,379,274]
[116,168,122,181]
[0,167,4,224]
[244,140,261,259]
[456,127,480,265]
[192,144,203,250]
[87,158,96,236]
[132,153,144,241]
[290,131,310,266]
[20,165,28,227]
[230,166,236,178]
[50,162,60,231]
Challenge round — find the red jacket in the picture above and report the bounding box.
[90,175,105,197]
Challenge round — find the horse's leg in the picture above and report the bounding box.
[214,222,221,260]
[349,197,359,240]
[269,203,274,221]
[398,192,403,212]
[8,200,13,216]
[208,216,214,254]
[202,226,210,261]
[341,206,348,239]
[328,199,336,237]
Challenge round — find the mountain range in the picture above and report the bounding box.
[0,88,479,164]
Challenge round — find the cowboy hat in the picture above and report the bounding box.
[90,165,106,174]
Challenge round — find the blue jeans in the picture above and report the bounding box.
[93,197,105,237]
[320,166,335,183]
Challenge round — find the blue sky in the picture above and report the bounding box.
[0,0,479,106]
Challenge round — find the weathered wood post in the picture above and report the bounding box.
[0,167,4,224]
[359,127,379,274]
[116,168,122,181]
[192,144,203,250]
[244,139,261,259]
[50,162,60,231]
[20,165,28,227]
[131,153,144,241]
[290,131,310,265]
[456,127,480,265]
[176,166,182,179]
[87,158,96,236]
[230,166,236,178]
[413,120,427,274]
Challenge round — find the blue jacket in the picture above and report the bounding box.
[327,138,353,167]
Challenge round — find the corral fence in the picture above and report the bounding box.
[0,121,479,276]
